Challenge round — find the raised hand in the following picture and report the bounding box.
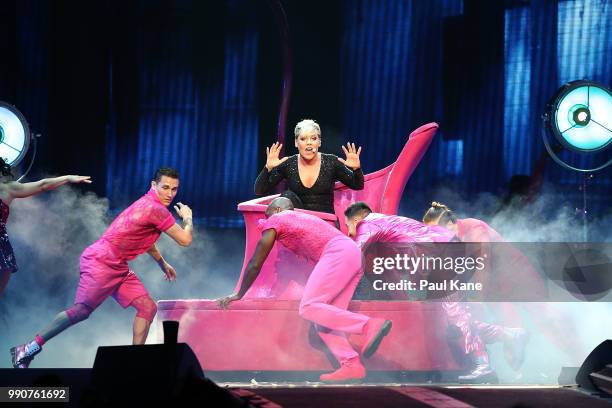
[265,142,289,171]
[67,175,92,184]
[338,143,362,170]
[173,202,193,220]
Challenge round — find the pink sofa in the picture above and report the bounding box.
[158,122,460,373]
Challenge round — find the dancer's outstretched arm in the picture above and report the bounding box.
[147,244,177,281]
[5,175,91,203]
[217,228,277,308]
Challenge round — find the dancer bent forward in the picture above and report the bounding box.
[345,202,525,383]
[218,197,391,382]
[11,167,194,368]
[423,202,534,382]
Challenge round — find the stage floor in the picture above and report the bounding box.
[2,369,611,407]
[227,384,612,407]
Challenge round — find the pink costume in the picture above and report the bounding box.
[457,217,546,300]
[440,219,504,358]
[448,218,546,360]
[73,188,175,318]
[353,213,455,249]
[258,210,370,363]
[352,213,455,300]
[351,214,503,361]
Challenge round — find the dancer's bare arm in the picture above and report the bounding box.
[147,244,177,281]
[217,229,277,308]
[164,202,193,247]
[4,175,91,203]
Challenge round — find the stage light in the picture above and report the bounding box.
[542,80,612,242]
[547,80,612,153]
[0,101,31,167]
[543,80,612,172]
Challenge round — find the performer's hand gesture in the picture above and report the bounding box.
[66,175,92,184]
[174,202,193,220]
[217,293,241,309]
[265,142,289,171]
[338,143,362,170]
[161,261,177,282]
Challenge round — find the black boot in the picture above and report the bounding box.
[458,356,499,384]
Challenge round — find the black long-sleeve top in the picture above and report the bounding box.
[254,153,364,214]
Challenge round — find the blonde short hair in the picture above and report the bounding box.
[294,119,321,139]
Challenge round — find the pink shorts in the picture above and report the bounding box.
[74,240,149,310]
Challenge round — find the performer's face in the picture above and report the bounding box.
[295,129,321,161]
[151,176,179,206]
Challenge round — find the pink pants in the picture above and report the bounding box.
[74,240,149,310]
[299,236,370,363]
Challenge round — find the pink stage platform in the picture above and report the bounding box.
[158,123,461,372]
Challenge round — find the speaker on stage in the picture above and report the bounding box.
[90,321,246,406]
[576,339,612,395]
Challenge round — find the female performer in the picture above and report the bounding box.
[0,158,91,296]
[255,119,364,214]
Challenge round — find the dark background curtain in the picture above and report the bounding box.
[2,0,611,227]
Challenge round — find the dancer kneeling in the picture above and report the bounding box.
[218,197,391,382]
[11,167,194,368]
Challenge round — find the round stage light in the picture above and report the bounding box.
[0,102,31,167]
[546,80,612,153]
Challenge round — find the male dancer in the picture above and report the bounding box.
[422,202,543,381]
[11,167,194,368]
[344,202,525,383]
[218,197,392,382]
[343,202,454,247]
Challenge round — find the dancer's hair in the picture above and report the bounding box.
[344,201,372,219]
[423,201,457,225]
[294,119,321,139]
[265,197,294,218]
[153,167,180,182]
[0,158,14,179]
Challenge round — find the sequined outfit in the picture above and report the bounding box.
[254,153,364,214]
[0,200,18,274]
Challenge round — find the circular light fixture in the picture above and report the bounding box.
[0,102,31,167]
[547,80,612,153]
[543,80,612,172]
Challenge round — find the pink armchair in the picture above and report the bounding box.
[157,123,459,374]
[234,122,440,300]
